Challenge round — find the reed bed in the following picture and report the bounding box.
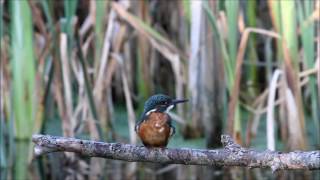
[0,0,319,179]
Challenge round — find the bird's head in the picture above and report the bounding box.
[143,94,188,115]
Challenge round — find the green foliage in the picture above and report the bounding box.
[280,0,298,64]
[10,0,36,139]
[298,0,319,144]
[182,0,191,24]
[95,0,107,63]
[225,0,239,69]
[246,0,258,95]
[63,0,78,54]
[10,2,36,179]
[203,2,233,91]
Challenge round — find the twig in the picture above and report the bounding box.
[32,134,320,172]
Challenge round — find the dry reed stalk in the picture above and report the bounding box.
[248,64,317,147]
[105,59,118,91]
[111,53,135,144]
[278,76,288,145]
[92,3,129,141]
[317,31,320,101]
[29,1,51,68]
[112,2,186,59]
[285,88,304,148]
[268,0,308,150]
[32,76,45,145]
[247,66,316,137]
[171,55,184,116]
[82,33,94,57]
[266,69,282,150]
[227,28,280,141]
[246,101,264,146]
[111,53,137,179]
[218,11,228,42]
[107,20,129,134]
[282,41,307,150]
[79,0,95,37]
[113,2,186,123]
[253,66,317,111]
[108,8,137,176]
[60,33,74,137]
[145,37,185,123]
[79,4,105,175]
[93,9,116,100]
[52,62,66,130]
[74,3,103,141]
[137,0,153,98]
[0,39,9,132]
[70,45,85,134]
[189,0,202,113]
[256,98,284,115]
[298,67,318,78]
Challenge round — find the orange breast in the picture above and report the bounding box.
[137,112,171,147]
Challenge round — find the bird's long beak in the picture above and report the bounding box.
[172,99,188,105]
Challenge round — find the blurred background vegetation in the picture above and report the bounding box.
[0,0,319,179]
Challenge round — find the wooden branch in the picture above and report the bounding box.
[32,134,320,172]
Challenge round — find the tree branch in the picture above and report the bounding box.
[32,134,320,172]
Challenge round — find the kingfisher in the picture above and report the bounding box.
[135,94,188,148]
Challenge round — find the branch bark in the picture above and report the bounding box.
[32,134,320,172]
